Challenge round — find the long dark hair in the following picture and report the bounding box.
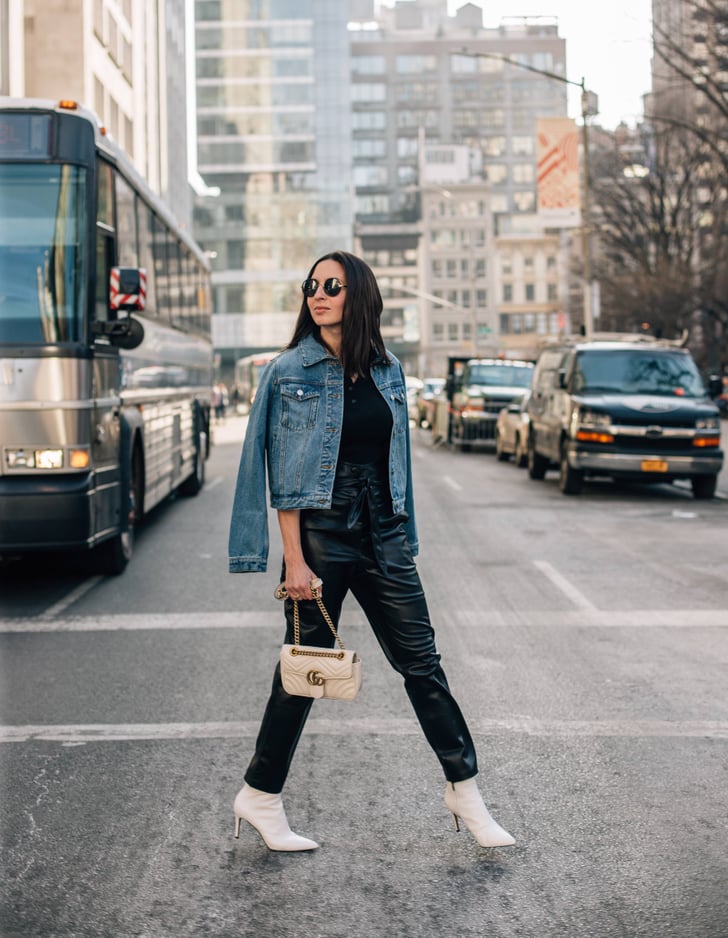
[287,250,388,377]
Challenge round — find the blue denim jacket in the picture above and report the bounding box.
[228,333,418,572]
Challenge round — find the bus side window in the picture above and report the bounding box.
[116,173,138,267]
[95,229,115,325]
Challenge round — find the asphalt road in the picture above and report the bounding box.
[1,416,727,938]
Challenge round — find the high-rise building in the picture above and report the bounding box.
[192,0,353,376]
[349,2,570,370]
[0,0,191,228]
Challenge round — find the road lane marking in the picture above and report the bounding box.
[3,717,728,744]
[38,576,104,620]
[533,560,597,611]
[2,608,728,633]
[442,475,462,491]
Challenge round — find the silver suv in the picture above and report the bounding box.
[526,335,724,498]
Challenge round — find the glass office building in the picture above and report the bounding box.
[193,0,353,371]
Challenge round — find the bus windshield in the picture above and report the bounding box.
[0,163,87,344]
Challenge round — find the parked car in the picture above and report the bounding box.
[415,377,446,427]
[495,391,531,466]
[431,357,534,450]
[526,334,724,497]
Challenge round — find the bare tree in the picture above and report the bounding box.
[591,125,728,368]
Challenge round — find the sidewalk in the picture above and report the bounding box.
[210,414,247,448]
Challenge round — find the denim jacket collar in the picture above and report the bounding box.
[298,331,388,369]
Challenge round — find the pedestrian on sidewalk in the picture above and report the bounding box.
[228,250,515,852]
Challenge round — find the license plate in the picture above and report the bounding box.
[641,459,668,472]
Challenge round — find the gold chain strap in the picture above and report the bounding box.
[293,586,346,656]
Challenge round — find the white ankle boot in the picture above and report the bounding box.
[444,778,515,847]
[233,783,319,851]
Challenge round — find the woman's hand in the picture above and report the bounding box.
[284,558,321,601]
[277,508,322,601]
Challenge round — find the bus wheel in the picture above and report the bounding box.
[95,445,142,575]
[179,428,207,496]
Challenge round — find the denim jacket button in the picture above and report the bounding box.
[296,388,303,397]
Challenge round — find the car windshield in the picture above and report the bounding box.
[467,363,533,387]
[0,163,87,344]
[573,349,706,398]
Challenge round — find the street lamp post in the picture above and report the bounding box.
[456,49,596,338]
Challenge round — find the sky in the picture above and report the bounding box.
[383,0,655,129]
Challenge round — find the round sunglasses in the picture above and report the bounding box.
[301,277,347,298]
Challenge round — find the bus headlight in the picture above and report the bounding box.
[35,449,64,469]
[6,448,35,468]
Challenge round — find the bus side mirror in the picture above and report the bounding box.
[93,266,146,349]
[110,267,146,314]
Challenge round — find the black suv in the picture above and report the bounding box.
[526,336,724,498]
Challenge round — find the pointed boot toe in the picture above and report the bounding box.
[233,784,319,851]
[444,779,515,848]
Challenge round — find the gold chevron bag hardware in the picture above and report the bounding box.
[277,584,362,701]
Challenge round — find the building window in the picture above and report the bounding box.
[448,322,459,341]
[503,284,513,302]
[351,83,386,102]
[513,163,535,184]
[433,322,445,341]
[352,111,386,130]
[94,0,104,40]
[352,55,385,75]
[476,289,487,306]
[547,283,558,301]
[353,165,388,187]
[514,191,536,212]
[446,259,457,278]
[396,54,438,73]
[547,255,557,269]
[525,283,535,301]
[512,136,534,155]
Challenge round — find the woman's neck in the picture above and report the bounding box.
[319,325,342,359]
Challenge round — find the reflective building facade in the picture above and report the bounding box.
[193,0,353,369]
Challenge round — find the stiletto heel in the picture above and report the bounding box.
[444,779,515,847]
[233,783,319,852]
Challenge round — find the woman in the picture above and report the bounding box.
[228,251,515,852]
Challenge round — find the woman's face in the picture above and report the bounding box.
[306,259,347,331]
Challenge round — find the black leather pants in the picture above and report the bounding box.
[244,461,478,794]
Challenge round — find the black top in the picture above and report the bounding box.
[338,374,393,464]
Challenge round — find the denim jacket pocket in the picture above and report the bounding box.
[280,382,321,431]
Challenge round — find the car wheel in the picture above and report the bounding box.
[527,434,548,480]
[691,474,717,499]
[495,429,509,461]
[559,440,583,495]
[515,433,528,468]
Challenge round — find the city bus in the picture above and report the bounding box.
[0,98,213,573]
[233,350,280,412]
